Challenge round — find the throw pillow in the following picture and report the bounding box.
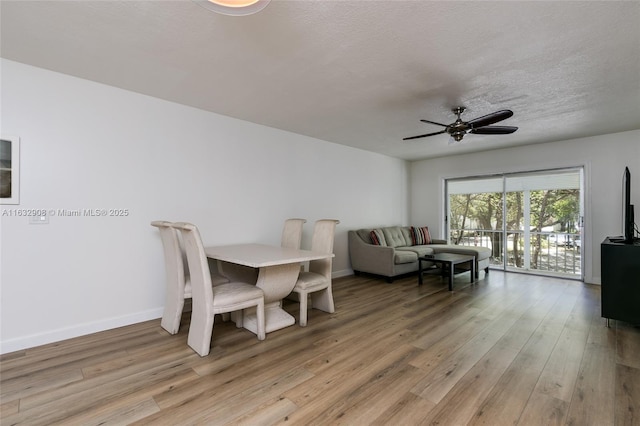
[411,226,432,245]
[370,229,387,246]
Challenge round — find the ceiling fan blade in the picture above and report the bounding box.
[403,130,447,140]
[420,119,449,127]
[468,110,513,128]
[470,126,518,135]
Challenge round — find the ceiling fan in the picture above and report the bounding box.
[403,107,518,142]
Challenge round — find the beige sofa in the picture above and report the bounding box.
[348,226,491,282]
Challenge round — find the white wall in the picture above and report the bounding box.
[0,60,409,353]
[409,130,640,285]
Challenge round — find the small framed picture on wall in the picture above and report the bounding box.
[1,136,20,204]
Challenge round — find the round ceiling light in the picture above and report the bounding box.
[193,0,271,16]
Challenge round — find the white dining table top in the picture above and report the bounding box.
[204,243,333,268]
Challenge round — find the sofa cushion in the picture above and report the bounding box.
[394,250,418,264]
[430,244,491,261]
[370,229,387,246]
[411,226,432,245]
[401,226,413,245]
[356,229,373,244]
[397,246,435,257]
[382,226,409,248]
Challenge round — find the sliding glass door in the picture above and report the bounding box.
[447,168,583,279]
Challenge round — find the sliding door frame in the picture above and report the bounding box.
[444,166,585,281]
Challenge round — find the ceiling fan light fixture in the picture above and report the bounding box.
[452,131,465,142]
[193,0,270,16]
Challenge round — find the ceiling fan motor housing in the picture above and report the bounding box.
[448,108,468,141]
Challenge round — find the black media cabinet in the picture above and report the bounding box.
[601,237,640,326]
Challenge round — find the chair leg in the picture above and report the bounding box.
[161,298,184,335]
[235,309,244,328]
[311,286,335,314]
[298,291,309,327]
[256,300,266,340]
[187,309,214,357]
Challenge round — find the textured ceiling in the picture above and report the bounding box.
[2,1,639,160]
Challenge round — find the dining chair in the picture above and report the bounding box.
[289,219,340,326]
[172,222,266,356]
[281,218,306,249]
[151,220,229,335]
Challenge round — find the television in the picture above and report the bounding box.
[622,166,635,243]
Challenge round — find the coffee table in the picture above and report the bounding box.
[418,253,476,291]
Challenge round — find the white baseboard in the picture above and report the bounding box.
[0,308,163,355]
[333,268,353,279]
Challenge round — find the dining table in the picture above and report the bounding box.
[204,243,334,334]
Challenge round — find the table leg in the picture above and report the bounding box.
[418,258,424,286]
[470,257,476,284]
[243,302,296,334]
[448,262,454,291]
[243,262,300,334]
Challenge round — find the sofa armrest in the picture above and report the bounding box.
[348,230,397,276]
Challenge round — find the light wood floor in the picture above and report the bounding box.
[2,271,639,425]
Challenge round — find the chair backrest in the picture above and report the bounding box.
[151,220,187,294]
[309,219,340,276]
[172,222,214,314]
[281,218,307,249]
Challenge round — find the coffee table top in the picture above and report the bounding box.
[420,253,475,263]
